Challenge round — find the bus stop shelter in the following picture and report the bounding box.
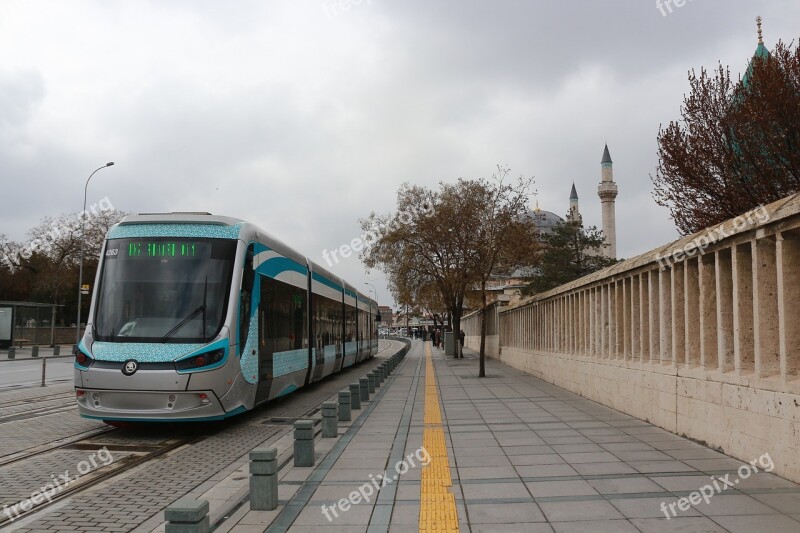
[0,302,64,349]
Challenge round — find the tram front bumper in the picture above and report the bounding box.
[75,388,230,421]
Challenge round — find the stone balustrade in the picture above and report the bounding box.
[463,193,800,482]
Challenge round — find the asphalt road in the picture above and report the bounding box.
[0,358,74,389]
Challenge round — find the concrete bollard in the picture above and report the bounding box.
[53,346,60,356]
[32,346,39,358]
[367,372,376,393]
[322,401,338,438]
[375,366,383,383]
[349,383,361,410]
[338,390,351,421]
[249,447,278,511]
[7,347,15,359]
[359,377,369,401]
[164,498,210,533]
[294,420,315,466]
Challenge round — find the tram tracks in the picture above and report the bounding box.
[0,391,73,410]
[0,402,78,425]
[0,428,201,529]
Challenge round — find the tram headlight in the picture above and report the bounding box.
[175,348,226,372]
[75,350,95,368]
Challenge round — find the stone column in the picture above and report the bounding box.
[777,232,800,380]
[715,250,734,373]
[640,274,649,363]
[671,262,686,367]
[685,259,700,367]
[699,254,718,370]
[648,270,660,364]
[753,237,780,377]
[733,243,755,374]
[659,268,672,364]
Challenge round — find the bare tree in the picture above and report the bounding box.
[361,182,475,357]
[464,168,538,376]
[362,173,539,377]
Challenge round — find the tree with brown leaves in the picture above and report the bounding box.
[653,39,800,235]
[361,171,538,377]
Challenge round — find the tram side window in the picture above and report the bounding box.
[358,308,367,348]
[345,305,357,344]
[313,294,342,356]
[260,276,308,355]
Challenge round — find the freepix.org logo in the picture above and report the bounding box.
[321,201,435,267]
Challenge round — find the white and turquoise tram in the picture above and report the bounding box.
[74,213,379,422]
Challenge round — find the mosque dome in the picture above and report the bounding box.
[525,205,565,234]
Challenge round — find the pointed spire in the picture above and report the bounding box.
[756,16,763,45]
[743,17,770,88]
[601,144,613,164]
[570,182,578,200]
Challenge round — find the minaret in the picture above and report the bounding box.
[568,183,581,223]
[597,144,618,259]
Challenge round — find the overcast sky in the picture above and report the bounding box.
[1,0,797,309]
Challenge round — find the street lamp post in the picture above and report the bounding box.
[364,282,378,336]
[76,162,115,345]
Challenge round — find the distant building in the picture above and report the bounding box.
[597,144,618,259]
[377,306,393,326]
[482,144,620,302]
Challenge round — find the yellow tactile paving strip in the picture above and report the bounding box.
[419,342,460,532]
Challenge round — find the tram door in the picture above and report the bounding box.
[255,275,273,404]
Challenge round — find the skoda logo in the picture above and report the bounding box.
[122,360,139,376]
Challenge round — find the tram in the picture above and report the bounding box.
[74,213,378,422]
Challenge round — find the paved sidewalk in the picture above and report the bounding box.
[222,341,800,532]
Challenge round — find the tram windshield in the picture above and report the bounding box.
[94,238,237,343]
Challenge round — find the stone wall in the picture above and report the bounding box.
[463,193,800,483]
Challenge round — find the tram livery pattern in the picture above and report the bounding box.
[73,213,379,422]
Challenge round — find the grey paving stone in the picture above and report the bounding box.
[455,455,512,467]
[649,474,718,492]
[713,514,800,533]
[539,500,625,522]
[516,464,580,478]
[628,461,698,474]
[557,451,619,464]
[458,466,519,480]
[698,493,780,516]
[508,454,566,466]
[552,519,639,532]
[750,491,800,513]
[502,445,554,456]
[587,476,668,495]
[610,496,702,519]
[460,482,531,500]
[466,502,546,524]
[525,480,600,498]
[629,516,728,532]
[571,462,638,476]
